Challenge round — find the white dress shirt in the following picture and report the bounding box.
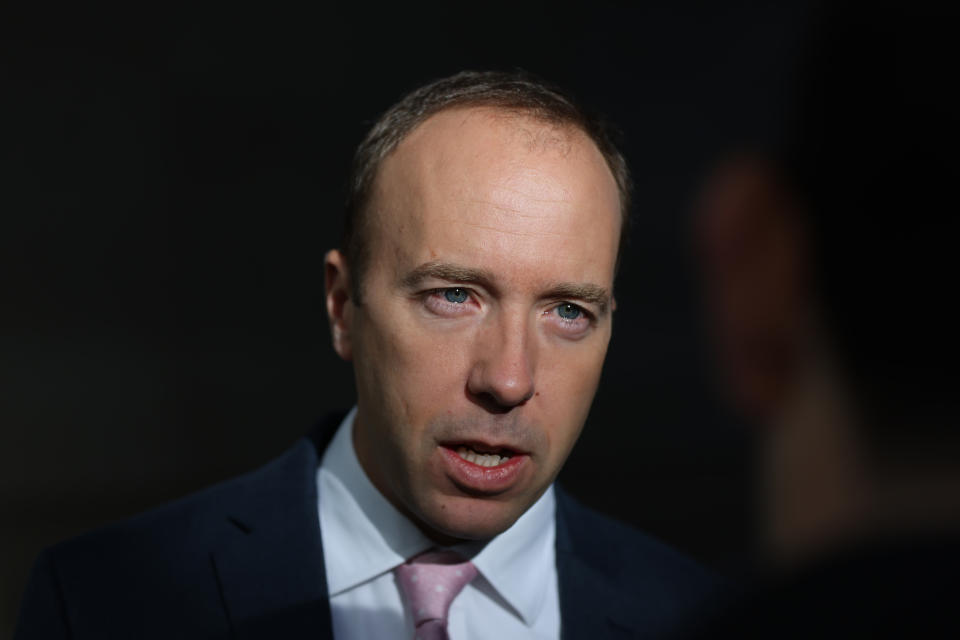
[318,407,561,640]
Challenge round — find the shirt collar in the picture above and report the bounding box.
[317,407,556,626]
[318,407,431,597]
[454,482,555,626]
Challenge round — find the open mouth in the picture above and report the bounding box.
[442,441,524,468]
[438,441,529,493]
[453,445,513,467]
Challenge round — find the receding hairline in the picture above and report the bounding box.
[342,71,633,301]
[369,105,617,207]
[373,104,613,194]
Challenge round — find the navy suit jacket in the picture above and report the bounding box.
[16,413,723,639]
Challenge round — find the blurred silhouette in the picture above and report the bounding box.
[693,0,960,635]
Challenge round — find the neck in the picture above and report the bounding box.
[762,351,868,568]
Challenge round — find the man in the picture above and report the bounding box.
[16,71,721,639]
[693,2,960,635]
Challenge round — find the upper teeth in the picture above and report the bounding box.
[456,446,511,467]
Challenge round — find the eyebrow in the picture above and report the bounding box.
[542,283,611,314]
[400,260,612,315]
[400,261,496,289]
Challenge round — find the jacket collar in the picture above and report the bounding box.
[211,412,344,639]
[209,413,650,639]
[555,487,648,639]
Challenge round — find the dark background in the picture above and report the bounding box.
[1,1,813,635]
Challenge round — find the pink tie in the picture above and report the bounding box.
[395,550,478,640]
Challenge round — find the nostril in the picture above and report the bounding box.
[466,388,532,414]
[473,391,513,414]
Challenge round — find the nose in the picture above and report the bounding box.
[467,311,536,412]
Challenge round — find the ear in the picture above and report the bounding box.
[696,155,812,422]
[324,249,355,361]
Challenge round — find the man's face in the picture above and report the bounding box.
[327,107,621,541]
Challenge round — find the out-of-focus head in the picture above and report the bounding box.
[697,1,960,560]
[324,71,626,542]
[698,1,960,439]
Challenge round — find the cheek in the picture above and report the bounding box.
[356,304,474,424]
[537,333,610,452]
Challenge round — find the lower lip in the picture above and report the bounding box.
[439,447,528,494]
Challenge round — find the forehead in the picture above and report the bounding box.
[367,107,621,288]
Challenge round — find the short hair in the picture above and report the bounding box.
[342,70,632,300]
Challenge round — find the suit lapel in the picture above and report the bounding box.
[209,417,656,639]
[211,413,344,639]
[556,551,642,639]
[555,489,645,639]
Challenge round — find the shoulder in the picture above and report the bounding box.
[16,412,346,639]
[16,437,321,638]
[47,436,319,566]
[42,409,346,569]
[555,487,728,616]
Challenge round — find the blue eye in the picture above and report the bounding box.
[443,288,469,304]
[556,303,582,320]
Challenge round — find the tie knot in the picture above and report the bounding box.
[395,550,478,635]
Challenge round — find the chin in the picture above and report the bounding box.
[417,494,527,543]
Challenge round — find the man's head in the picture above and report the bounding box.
[325,71,626,542]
